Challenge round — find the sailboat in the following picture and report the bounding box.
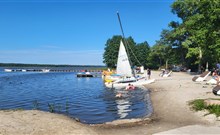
[104,40,135,83]
[105,40,155,88]
[105,12,155,88]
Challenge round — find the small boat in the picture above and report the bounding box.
[105,13,155,89]
[77,72,94,77]
[105,13,155,88]
[42,69,50,73]
[105,40,155,89]
[104,74,121,82]
[105,78,155,89]
[4,69,12,72]
[22,69,26,72]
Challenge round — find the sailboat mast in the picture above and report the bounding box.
[117,11,126,40]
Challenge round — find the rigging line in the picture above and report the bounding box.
[125,39,142,66]
[116,12,142,66]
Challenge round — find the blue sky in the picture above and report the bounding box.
[0,0,179,65]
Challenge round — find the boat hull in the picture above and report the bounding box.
[77,74,94,77]
[103,75,121,82]
[105,79,155,89]
[4,69,13,72]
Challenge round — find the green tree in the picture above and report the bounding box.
[171,0,220,71]
[147,45,162,69]
[103,35,122,68]
[147,41,171,69]
[147,29,173,69]
[168,21,189,67]
[136,41,150,68]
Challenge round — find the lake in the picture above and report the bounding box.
[0,71,152,124]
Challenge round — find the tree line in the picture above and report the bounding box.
[103,0,220,72]
[0,63,105,68]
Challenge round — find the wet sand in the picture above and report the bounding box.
[0,71,219,135]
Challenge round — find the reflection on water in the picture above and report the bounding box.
[116,100,131,118]
[0,71,153,124]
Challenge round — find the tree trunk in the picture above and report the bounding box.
[205,62,209,71]
[198,47,202,73]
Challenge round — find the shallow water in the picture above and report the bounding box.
[0,71,152,124]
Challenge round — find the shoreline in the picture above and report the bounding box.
[1,71,220,134]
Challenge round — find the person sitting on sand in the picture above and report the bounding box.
[212,70,219,79]
[159,69,166,77]
[212,76,220,95]
[215,75,220,85]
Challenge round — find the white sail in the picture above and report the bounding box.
[116,40,133,77]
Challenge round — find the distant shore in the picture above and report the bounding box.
[1,71,219,135]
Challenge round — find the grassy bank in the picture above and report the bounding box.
[189,99,220,117]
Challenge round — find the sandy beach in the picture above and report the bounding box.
[1,71,220,135]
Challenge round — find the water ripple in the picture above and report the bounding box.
[0,72,152,124]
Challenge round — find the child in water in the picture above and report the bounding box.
[126,84,135,90]
[115,93,122,98]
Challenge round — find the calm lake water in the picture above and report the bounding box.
[0,71,152,124]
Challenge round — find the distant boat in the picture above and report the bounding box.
[4,69,13,72]
[22,69,26,72]
[42,69,50,73]
[77,70,94,77]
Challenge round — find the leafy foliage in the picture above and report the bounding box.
[136,42,150,68]
[103,36,150,68]
[103,35,122,68]
[146,29,173,69]
[170,0,220,70]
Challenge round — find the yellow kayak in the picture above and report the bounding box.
[105,78,113,83]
